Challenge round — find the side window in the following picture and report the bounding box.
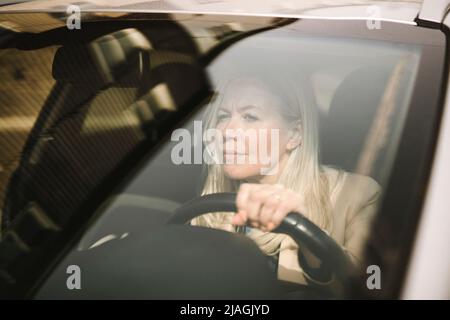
[1,26,210,232]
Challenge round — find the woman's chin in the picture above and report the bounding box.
[223,164,261,180]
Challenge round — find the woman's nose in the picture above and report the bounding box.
[223,116,241,138]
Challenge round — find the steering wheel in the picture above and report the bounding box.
[168,192,355,295]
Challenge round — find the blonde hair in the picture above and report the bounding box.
[191,75,331,256]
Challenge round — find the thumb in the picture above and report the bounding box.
[231,210,247,225]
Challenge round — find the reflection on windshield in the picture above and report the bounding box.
[0,13,422,299]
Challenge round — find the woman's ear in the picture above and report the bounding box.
[286,121,302,151]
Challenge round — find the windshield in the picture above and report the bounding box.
[0,12,443,299]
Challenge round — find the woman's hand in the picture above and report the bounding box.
[232,183,305,232]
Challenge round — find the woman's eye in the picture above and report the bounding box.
[217,113,230,122]
[242,113,259,122]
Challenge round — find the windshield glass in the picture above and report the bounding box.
[0,13,433,299]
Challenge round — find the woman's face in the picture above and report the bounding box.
[214,79,299,182]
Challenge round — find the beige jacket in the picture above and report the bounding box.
[277,168,381,286]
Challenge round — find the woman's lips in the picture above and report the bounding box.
[223,151,247,156]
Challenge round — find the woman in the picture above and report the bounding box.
[191,75,381,287]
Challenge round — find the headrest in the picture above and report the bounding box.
[52,28,152,86]
[320,61,396,172]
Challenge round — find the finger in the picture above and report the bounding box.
[246,185,274,227]
[259,193,283,227]
[236,183,262,226]
[250,186,282,230]
[236,183,252,212]
[269,200,297,231]
[231,210,247,225]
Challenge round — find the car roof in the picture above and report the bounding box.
[0,0,422,25]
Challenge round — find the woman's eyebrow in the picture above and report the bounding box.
[217,105,261,113]
[237,105,261,112]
